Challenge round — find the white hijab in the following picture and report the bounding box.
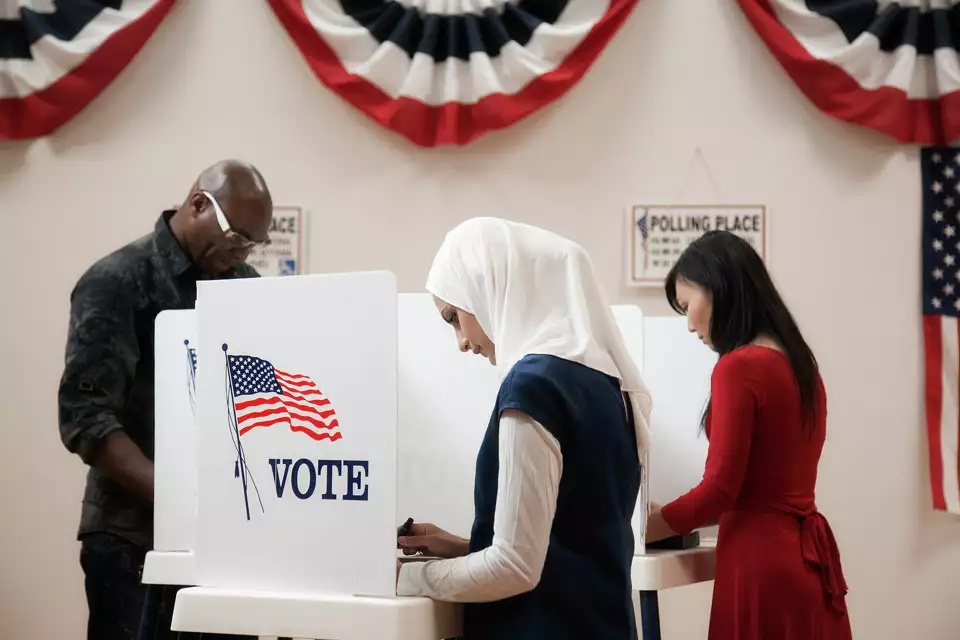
[426,217,654,524]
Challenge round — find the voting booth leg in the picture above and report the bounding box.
[638,591,661,640]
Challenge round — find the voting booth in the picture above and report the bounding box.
[144,274,717,640]
[148,311,199,585]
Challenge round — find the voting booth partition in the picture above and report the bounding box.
[153,310,198,556]
[396,295,499,538]
[193,272,398,597]
[145,272,717,639]
[397,303,651,541]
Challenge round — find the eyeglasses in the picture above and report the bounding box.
[201,190,270,249]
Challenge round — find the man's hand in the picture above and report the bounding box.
[92,431,154,502]
[398,523,469,559]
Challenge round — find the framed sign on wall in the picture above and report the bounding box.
[627,204,768,288]
[247,206,306,277]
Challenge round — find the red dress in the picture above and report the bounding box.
[660,346,852,640]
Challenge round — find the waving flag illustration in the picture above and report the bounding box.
[185,339,197,417]
[221,344,341,520]
[228,354,341,442]
[636,209,649,274]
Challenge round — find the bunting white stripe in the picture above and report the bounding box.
[300,0,610,105]
[0,0,159,99]
[770,0,960,100]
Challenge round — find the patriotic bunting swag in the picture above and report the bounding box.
[0,0,176,140]
[738,0,960,145]
[266,0,638,147]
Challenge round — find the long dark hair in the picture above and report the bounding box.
[664,231,820,434]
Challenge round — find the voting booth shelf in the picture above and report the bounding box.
[146,272,718,640]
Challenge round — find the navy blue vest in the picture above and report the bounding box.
[464,354,640,639]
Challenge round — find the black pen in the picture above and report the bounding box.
[397,517,425,555]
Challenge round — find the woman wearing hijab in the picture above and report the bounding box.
[395,217,653,639]
[644,231,852,639]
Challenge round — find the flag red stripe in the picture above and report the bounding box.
[239,416,288,435]
[238,404,338,425]
[239,411,341,434]
[238,394,335,421]
[278,379,319,392]
[277,376,320,390]
[280,390,324,404]
[275,368,313,382]
[924,315,947,511]
[280,383,321,396]
[238,401,339,429]
[278,383,324,401]
[955,318,959,507]
[291,426,342,442]
[276,373,318,389]
[240,417,343,440]
[236,395,330,412]
[239,410,339,432]
[237,395,334,419]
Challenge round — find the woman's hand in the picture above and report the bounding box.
[644,506,678,543]
[398,522,469,559]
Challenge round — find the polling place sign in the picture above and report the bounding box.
[247,206,305,277]
[628,204,768,287]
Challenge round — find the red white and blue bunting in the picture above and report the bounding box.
[738,0,960,145]
[266,0,638,147]
[3,0,955,147]
[0,0,176,141]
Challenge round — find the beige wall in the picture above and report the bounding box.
[2,0,959,638]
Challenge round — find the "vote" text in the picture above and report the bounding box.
[268,458,370,501]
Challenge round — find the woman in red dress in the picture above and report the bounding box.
[645,231,853,639]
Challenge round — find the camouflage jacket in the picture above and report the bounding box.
[58,211,257,548]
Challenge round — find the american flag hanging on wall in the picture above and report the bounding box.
[737,0,960,145]
[0,0,176,140]
[922,147,960,514]
[265,0,638,147]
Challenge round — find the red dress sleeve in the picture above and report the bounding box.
[660,352,757,534]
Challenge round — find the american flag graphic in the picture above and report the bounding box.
[922,147,960,515]
[185,340,197,417]
[227,355,342,442]
[637,209,649,274]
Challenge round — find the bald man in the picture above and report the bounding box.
[58,160,272,640]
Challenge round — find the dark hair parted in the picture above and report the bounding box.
[664,231,820,433]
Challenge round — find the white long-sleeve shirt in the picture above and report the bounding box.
[396,409,562,602]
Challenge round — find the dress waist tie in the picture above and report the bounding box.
[800,511,848,616]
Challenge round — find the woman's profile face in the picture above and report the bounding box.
[674,278,713,350]
[433,296,497,365]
